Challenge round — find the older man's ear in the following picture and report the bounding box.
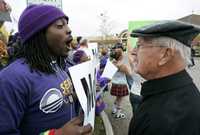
[158,48,175,66]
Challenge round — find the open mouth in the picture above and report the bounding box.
[65,36,73,51]
[65,36,73,45]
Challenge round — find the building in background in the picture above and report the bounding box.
[179,14,200,56]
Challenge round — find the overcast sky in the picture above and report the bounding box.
[4,0,200,37]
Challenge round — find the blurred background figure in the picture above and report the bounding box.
[0,0,12,70]
[188,46,196,67]
[73,49,90,64]
[0,39,8,70]
[96,57,110,91]
[0,0,12,44]
[6,32,21,64]
[76,36,82,49]
[110,42,131,119]
[67,37,79,64]
[78,38,92,59]
[100,47,109,60]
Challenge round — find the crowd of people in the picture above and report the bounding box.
[1,1,200,135]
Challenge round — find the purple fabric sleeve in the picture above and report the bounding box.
[0,73,27,135]
[99,78,109,87]
[96,70,109,87]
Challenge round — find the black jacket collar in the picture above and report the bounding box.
[141,70,193,98]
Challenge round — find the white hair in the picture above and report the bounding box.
[150,37,191,66]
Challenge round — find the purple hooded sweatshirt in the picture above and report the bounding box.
[0,58,77,135]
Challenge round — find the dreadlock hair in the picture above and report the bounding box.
[16,29,66,74]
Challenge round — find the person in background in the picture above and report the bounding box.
[96,57,110,91]
[72,50,90,64]
[97,48,109,92]
[0,4,92,135]
[128,21,200,135]
[78,38,92,59]
[0,0,12,69]
[110,42,131,119]
[94,54,109,115]
[0,30,9,70]
[6,32,21,64]
[67,37,79,64]
[0,0,12,44]
[76,36,82,49]
[188,47,195,67]
[0,39,8,70]
[100,47,109,60]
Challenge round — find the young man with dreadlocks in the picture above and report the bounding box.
[0,4,92,135]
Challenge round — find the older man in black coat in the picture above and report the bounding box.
[128,21,200,135]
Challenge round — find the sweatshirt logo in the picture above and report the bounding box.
[60,79,73,96]
[39,88,63,114]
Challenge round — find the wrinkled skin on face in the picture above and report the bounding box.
[46,18,73,57]
[131,37,163,80]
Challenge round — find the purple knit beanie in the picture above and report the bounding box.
[18,4,68,44]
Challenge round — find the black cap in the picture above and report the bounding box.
[131,21,200,47]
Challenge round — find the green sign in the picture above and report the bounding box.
[128,20,157,48]
[27,0,62,10]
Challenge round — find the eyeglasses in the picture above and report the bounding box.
[135,44,166,49]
